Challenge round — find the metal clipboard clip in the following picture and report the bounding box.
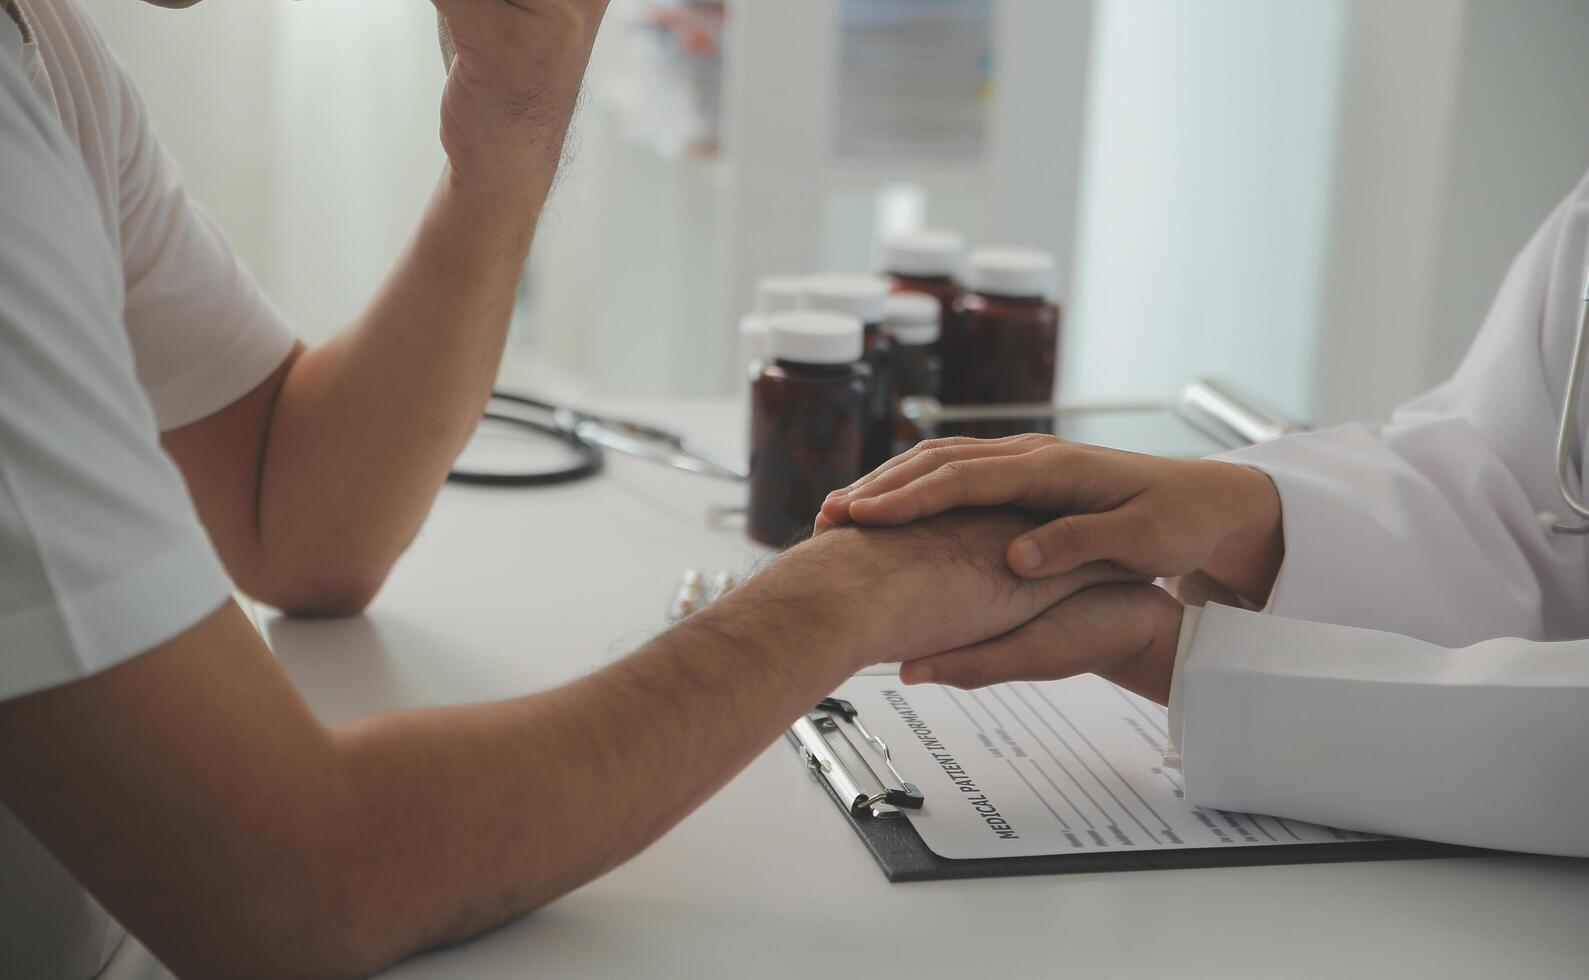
[790,697,925,819]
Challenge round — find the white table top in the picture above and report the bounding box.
[261,398,1589,980]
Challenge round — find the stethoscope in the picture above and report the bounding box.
[1551,279,1589,533]
[452,383,1293,489]
[460,307,1589,523]
[448,392,748,487]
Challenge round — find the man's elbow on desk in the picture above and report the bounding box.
[231,548,393,619]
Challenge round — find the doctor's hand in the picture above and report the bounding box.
[432,0,610,193]
[898,584,1184,705]
[775,507,1148,670]
[817,434,1284,607]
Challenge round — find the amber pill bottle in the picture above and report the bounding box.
[881,293,944,452]
[882,293,942,399]
[738,274,806,390]
[748,311,868,548]
[882,229,965,328]
[802,275,897,471]
[940,247,1060,438]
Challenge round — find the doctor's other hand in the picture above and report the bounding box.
[901,584,1185,706]
[817,434,1284,607]
[432,0,610,192]
[772,508,1147,669]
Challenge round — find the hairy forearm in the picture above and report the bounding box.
[207,1,608,614]
[1,513,1067,978]
[253,166,554,613]
[324,568,861,973]
[1,579,858,980]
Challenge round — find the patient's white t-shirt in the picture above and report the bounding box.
[0,0,295,975]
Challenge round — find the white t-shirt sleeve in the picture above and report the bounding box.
[0,42,231,702]
[98,12,295,430]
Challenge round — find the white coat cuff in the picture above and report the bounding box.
[1164,602,1265,813]
[1211,424,1541,645]
[1164,604,1202,769]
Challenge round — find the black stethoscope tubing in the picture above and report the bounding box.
[446,393,604,487]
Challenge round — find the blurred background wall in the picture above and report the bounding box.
[83,0,1589,427]
[1066,0,1346,421]
[1310,0,1589,425]
[86,0,446,341]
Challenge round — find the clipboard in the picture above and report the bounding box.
[786,698,1491,883]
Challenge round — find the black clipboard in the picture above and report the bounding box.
[786,698,1490,883]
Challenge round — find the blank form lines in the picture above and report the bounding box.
[964,689,1001,729]
[944,689,986,732]
[1025,683,1176,839]
[1006,759,1071,831]
[1244,813,1279,843]
[1110,683,1170,739]
[1002,686,1161,845]
[987,687,1119,835]
[1024,755,1094,828]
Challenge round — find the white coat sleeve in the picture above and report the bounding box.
[1171,604,1589,857]
[1215,170,1589,647]
[1165,170,1589,856]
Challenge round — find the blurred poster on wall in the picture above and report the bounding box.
[607,0,726,158]
[835,0,994,165]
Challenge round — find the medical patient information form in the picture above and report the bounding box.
[830,674,1386,861]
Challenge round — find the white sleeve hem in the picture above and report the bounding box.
[1173,603,1589,856]
[1165,604,1202,764]
[0,523,231,702]
[144,299,296,431]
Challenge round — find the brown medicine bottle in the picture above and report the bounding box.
[738,274,806,390]
[881,293,944,451]
[882,229,965,328]
[802,275,897,472]
[882,293,943,400]
[940,247,1060,438]
[748,311,868,548]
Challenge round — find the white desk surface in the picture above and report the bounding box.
[261,399,1589,980]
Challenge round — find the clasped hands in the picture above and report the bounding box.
[804,434,1285,706]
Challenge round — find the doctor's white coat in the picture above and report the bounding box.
[1170,169,1589,858]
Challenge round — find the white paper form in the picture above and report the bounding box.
[831,673,1385,860]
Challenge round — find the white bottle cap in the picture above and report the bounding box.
[966,247,1058,299]
[756,275,806,315]
[767,310,864,365]
[882,230,965,278]
[739,313,770,366]
[881,293,941,346]
[802,274,891,326]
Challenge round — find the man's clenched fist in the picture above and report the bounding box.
[431,0,610,194]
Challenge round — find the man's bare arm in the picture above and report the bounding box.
[0,511,1119,978]
[162,1,607,615]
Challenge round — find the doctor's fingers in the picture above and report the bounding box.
[863,432,1046,485]
[1007,502,1201,580]
[826,440,1095,528]
[819,434,1048,527]
[899,584,1181,705]
[1011,557,1151,623]
[873,559,1146,664]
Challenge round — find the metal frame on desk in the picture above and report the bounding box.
[901,378,1305,454]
